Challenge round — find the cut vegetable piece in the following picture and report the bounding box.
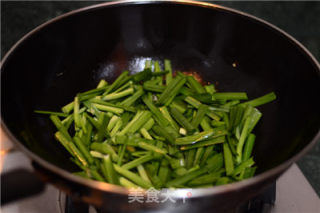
[132,68,152,82]
[240,92,276,107]
[164,59,172,85]
[192,104,209,129]
[205,153,224,172]
[152,125,176,145]
[200,146,215,166]
[184,96,201,108]
[186,149,196,169]
[140,128,153,140]
[89,169,105,182]
[211,120,225,127]
[170,107,195,134]
[118,111,145,135]
[247,108,262,133]
[236,116,251,163]
[114,80,132,93]
[50,115,73,141]
[91,142,119,162]
[171,100,188,114]
[143,82,165,93]
[93,103,124,115]
[176,128,226,145]
[103,71,130,95]
[138,141,167,155]
[120,86,144,107]
[119,177,139,188]
[242,134,256,161]
[204,84,216,94]
[193,147,205,167]
[213,92,248,100]
[73,136,94,164]
[158,159,170,184]
[243,167,256,179]
[166,167,208,187]
[107,115,120,131]
[97,79,108,88]
[62,101,74,114]
[61,114,74,129]
[153,60,163,85]
[223,143,234,176]
[200,117,211,131]
[95,112,110,142]
[117,144,127,166]
[142,95,169,127]
[110,118,123,137]
[114,164,153,189]
[74,96,81,131]
[188,169,224,186]
[180,136,225,150]
[185,96,221,121]
[157,75,186,106]
[233,158,255,176]
[191,93,215,104]
[55,132,88,167]
[137,165,152,184]
[124,111,152,135]
[34,110,68,117]
[187,76,206,94]
[160,106,180,131]
[79,86,108,98]
[216,177,230,185]
[102,87,134,101]
[122,153,155,170]
[102,155,119,184]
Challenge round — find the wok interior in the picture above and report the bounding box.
[2,3,319,176]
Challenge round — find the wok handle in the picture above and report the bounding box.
[1,168,46,205]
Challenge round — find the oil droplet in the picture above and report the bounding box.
[232,61,239,68]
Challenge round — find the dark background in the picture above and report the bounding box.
[1,0,319,196]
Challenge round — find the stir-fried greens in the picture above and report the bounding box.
[35,59,276,189]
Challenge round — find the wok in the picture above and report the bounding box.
[1,0,320,212]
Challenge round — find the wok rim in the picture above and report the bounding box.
[1,0,320,198]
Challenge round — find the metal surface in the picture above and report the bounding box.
[1,150,319,213]
[1,0,320,212]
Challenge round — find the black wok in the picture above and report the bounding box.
[1,0,320,212]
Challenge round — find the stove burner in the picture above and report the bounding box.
[65,196,89,213]
[240,183,276,213]
[63,183,276,213]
